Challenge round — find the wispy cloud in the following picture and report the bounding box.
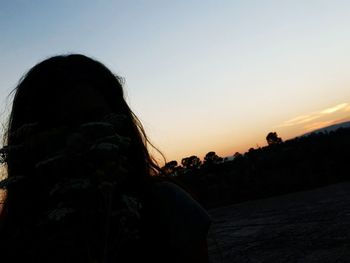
[320,103,348,114]
[277,114,322,127]
[277,102,349,128]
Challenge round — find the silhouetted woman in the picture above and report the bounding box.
[0,54,211,263]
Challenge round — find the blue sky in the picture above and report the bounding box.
[1,0,350,162]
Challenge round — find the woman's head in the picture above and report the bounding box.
[6,54,160,179]
[9,54,127,131]
[0,54,166,262]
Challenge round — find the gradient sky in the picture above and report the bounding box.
[1,0,350,164]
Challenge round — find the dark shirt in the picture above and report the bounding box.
[139,181,211,263]
[0,181,211,263]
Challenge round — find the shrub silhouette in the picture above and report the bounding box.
[266,132,283,146]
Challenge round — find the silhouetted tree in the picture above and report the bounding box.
[161,160,178,176]
[181,155,201,169]
[266,132,283,146]
[233,152,242,159]
[203,151,223,166]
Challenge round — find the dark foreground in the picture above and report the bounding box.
[207,182,350,263]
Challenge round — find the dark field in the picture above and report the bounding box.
[208,182,350,263]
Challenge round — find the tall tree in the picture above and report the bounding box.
[161,160,179,176]
[203,151,222,166]
[181,155,201,169]
[266,132,283,146]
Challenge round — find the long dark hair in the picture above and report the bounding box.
[5,54,161,177]
[0,54,164,262]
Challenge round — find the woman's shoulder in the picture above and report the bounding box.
[145,179,211,246]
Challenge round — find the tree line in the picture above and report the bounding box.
[162,128,350,209]
[161,131,283,176]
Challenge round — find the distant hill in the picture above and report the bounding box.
[177,125,350,209]
[302,120,350,137]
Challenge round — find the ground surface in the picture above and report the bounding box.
[207,182,350,263]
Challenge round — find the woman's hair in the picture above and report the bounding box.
[5,54,161,178]
[0,54,167,262]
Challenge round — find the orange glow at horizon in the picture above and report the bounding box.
[156,102,350,164]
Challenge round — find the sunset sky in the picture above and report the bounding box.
[1,1,350,164]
